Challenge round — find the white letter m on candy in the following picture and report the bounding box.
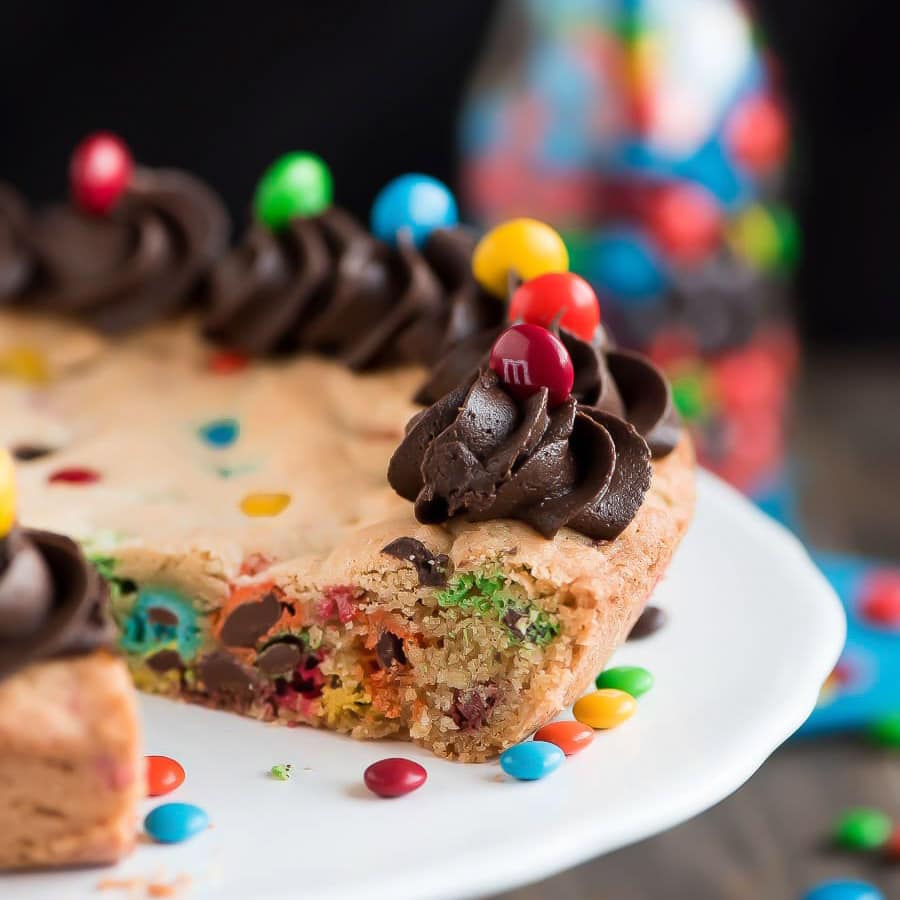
[502,358,531,385]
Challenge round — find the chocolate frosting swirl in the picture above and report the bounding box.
[388,368,652,540]
[27,167,228,333]
[0,182,34,302]
[205,214,505,371]
[0,527,115,681]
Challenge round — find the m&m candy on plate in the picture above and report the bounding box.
[532,721,594,756]
[363,757,427,798]
[144,802,208,844]
[802,881,884,900]
[146,755,185,797]
[573,689,637,729]
[500,740,564,781]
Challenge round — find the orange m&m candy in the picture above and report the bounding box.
[146,755,185,797]
[533,720,594,756]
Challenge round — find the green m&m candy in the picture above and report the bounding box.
[833,807,892,851]
[867,711,900,749]
[595,665,654,698]
[254,152,332,230]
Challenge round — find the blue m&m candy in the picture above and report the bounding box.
[199,417,240,449]
[371,174,458,247]
[802,880,884,900]
[500,740,564,781]
[144,802,209,844]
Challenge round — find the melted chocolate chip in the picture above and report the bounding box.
[381,537,449,587]
[255,641,302,676]
[375,631,407,669]
[146,606,179,626]
[628,605,667,640]
[198,651,259,704]
[450,684,499,732]
[11,444,55,462]
[220,591,281,648]
[146,649,184,673]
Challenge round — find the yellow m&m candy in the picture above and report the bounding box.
[573,688,637,729]
[240,492,291,518]
[472,218,569,297]
[0,448,17,538]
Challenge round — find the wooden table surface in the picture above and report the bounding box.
[493,348,900,900]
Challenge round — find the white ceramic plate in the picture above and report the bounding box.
[9,472,845,900]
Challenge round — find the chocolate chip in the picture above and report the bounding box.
[11,444,55,462]
[220,591,282,647]
[146,649,183,673]
[375,631,407,668]
[381,537,449,587]
[198,651,259,703]
[628,605,667,640]
[450,684,499,732]
[147,606,179,626]
[256,641,302,676]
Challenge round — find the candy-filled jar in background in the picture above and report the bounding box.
[459,0,798,505]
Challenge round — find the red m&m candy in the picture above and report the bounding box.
[727,94,788,174]
[146,755,185,797]
[858,573,900,629]
[489,323,574,407]
[648,183,722,262]
[363,757,427,798]
[70,132,133,216]
[508,272,600,341]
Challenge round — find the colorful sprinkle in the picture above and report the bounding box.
[144,802,208,844]
[802,881,884,900]
[48,467,100,485]
[146,755,185,797]
[363,758,427,798]
[500,740,564,781]
[240,492,291,517]
[833,808,893,851]
[573,689,637,729]
[532,721,594,756]
[199,417,240,449]
[269,763,293,781]
[594,665,654,698]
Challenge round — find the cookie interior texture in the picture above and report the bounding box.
[1,314,694,761]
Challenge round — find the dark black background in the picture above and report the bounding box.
[1,1,898,343]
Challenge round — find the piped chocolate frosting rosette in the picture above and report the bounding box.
[0,448,115,681]
[389,220,683,541]
[205,164,505,369]
[0,182,34,302]
[26,132,229,333]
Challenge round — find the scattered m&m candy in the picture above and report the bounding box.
[858,574,900,630]
[47,467,101,486]
[648,183,722,263]
[254,152,332,230]
[363,757,427,798]
[146,755,185,797]
[594,665,654,698]
[802,880,884,900]
[726,94,788,175]
[144,802,208,844]
[508,272,600,341]
[533,721,594,756]
[70,132,133,216]
[240,492,291,517]
[573,689,637,730]
[589,230,665,304]
[473,218,569,297]
[199,417,240,449]
[489,323,574,407]
[500,740,564,781]
[867,711,900,749]
[370,174,458,247]
[833,807,892,851]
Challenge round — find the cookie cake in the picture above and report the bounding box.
[0,134,694,799]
